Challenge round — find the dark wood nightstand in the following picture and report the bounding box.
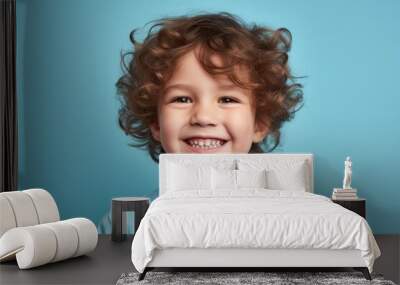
[332,198,366,218]
[111,197,150,242]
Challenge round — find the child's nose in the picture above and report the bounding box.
[189,101,218,127]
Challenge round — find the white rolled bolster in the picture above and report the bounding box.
[23,188,60,224]
[63,218,98,257]
[0,196,17,237]
[0,226,57,269]
[0,191,39,227]
[0,218,97,269]
[0,189,60,237]
[41,221,79,262]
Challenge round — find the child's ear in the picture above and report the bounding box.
[252,121,269,143]
[150,122,161,142]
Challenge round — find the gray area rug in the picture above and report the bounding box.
[116,271,396,285]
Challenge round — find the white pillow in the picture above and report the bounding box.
[167,162,212,191]
[266,161,308,191]
[211,168,237,190]
[236,169,268,189]
[211,168,268,190]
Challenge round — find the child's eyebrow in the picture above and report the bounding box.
[165,83,240,91]
[164,83,242,93]
[163,84,195,94]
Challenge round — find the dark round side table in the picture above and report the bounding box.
[111,197,150,242]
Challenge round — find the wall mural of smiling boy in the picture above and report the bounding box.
[15,1,400,237]
[96,12,304,233]
[116,12,303,162]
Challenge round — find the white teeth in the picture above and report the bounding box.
[187,139,224,148]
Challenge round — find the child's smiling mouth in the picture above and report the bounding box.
[183,137,228,153]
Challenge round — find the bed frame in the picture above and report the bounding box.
[139,153,371,280]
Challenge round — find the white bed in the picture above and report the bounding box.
[131,153,380,280]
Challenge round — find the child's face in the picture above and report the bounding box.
[150,49,268,153]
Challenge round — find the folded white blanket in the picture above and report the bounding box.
[0,218,98,269]
[131,189,380,273]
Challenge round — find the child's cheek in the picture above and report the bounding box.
[158,108,184,152]
[226,107,255,133]
[224,107,256,152]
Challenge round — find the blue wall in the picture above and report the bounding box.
[16,0,400,234]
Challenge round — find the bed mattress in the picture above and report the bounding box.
[131,189,380,273]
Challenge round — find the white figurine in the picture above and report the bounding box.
[342,156,352,189]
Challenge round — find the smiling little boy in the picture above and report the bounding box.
[116,12,303,162]
[152,47,267,154]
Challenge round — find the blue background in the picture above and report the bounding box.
[16,0,400,234]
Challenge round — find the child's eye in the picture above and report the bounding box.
[171,96,192,104]
[219,96,239,104]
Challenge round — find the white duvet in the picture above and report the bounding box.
[131,189,380,273]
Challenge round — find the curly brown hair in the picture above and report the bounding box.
[116,12,303,163]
